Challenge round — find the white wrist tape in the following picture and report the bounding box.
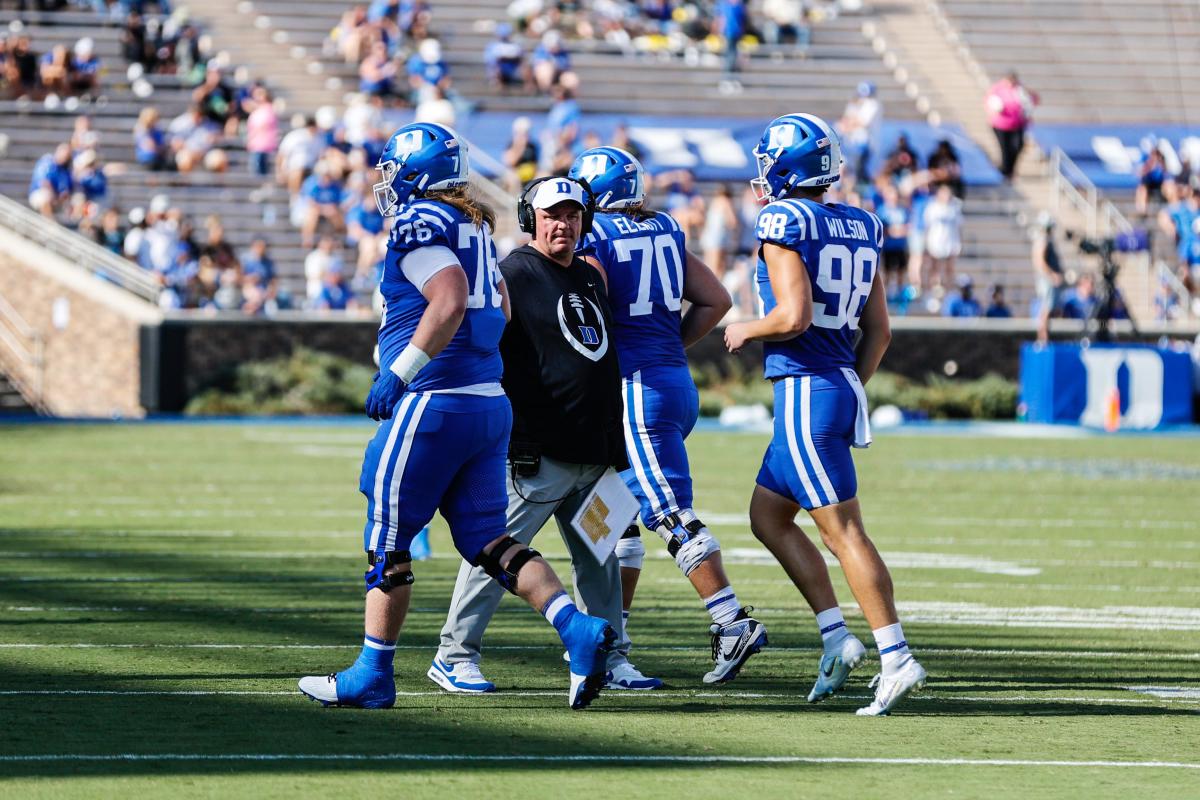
[390,344,431,384]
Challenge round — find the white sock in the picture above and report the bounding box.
[541,591,574,628]
[703,587,741,626]
[621,609,630,640]
[815,607,850,650]
[873,622,911,673]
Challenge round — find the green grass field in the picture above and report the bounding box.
[1,422,1197,797]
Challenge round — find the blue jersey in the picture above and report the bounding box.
[755,198,883,377]
[579,210,689,376]
[377,199,505,392]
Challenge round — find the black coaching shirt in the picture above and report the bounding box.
[499,245,629,470]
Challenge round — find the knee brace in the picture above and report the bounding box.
[655,511,720,577]
[475,536,541,595]
[364,550,414,593]
[614,525,645,570]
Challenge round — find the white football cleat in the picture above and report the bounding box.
[703,609,768,684]
[856,656,928,716]
[807,634,867,703]
[605,661,663,690]
[426,658,496,694]
[297,674,339,705]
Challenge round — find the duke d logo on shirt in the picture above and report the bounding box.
[557,291,609,361]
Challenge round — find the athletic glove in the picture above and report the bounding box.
[365,370,408,421]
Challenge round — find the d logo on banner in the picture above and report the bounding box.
[1079,348,1164,429]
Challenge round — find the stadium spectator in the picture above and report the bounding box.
[714,0,748,75]
[245,85,279,178]
[121,11,153,70]
[359,40,397,98]
[305,236,343,304]
[134,107,171,171]
[503,115,539,191]
[485,23,528,90]
[346,186,387,274]
[985,284,1012,318]
[299,162,347,248]
[168,104,225,173]
[985,71,1038,180]
[406,38,450,101]
[531,30,573,93]
[610,121,642,162]
[838,82,882,182]
[881,133,919,187]
[927,139,964,199]
[906,189,930,295]
[700,184,738,280]
[192,64,237,136]
[123,206,148,261]
[69,114,100,154]
[924,184,962,291]
[38,44,70,98]
[1061,273,1098,320]
[200,215,240,274]
[1158,182,1198,271]
[89,206,125,254]
[276,115,322,196]
[313,264,358,312]
[69,37,100,96]
[71,148,108,212]
[876,183,910,297]
[1031,211,1063,345]
[414,85,456,127]
[240,238,278,315]
[943,274,981,318]
[1136,137,1168,215]
[331,5,370,64]
[3,34,39,99]
[543,81,581,171]
[761,0,811,49]
[28,143,73,219]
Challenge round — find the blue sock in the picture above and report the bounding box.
[353,634,396,672]
[541,590,578,636]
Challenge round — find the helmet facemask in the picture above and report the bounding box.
[750,145,778,203]
[374,159,401,217]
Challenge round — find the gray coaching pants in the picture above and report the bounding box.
[436,455,631,670]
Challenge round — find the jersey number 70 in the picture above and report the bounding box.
[613,234,685,317]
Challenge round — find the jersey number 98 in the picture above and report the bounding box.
[812,244,876,330]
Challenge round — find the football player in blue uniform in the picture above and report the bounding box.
[723,114,927,715]
[299,123,617,711]
[569,147,768,685]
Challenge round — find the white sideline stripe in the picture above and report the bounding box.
[695,512,1199,533]
[0,753,1195,769]
[1,644,1197,660]
[2,690,1195,706]
[1128,686,1200,700]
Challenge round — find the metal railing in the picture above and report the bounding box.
[0,290,44,408]
[0,195,161,303]
[1048,147,1192,319]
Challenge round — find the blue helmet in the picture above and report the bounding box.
[750,113,843,202]
[374,122,469,216]
[568,146,644,210]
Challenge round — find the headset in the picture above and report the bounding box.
[517,176,596,236]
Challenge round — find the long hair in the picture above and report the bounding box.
[610,206,657,222]
[424,186,496,231]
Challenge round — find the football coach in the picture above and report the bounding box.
[429,176,651,693]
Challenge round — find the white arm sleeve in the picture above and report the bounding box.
[400,245,460,292]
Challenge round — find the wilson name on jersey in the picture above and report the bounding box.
[755,198,883,377]
[378,199,506,391]
[579,210,689,376]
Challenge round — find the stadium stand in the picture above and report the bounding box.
[937,0,1200,126]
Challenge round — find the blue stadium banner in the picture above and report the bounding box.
[1032,125,1200,189]
[1019,343,1194,429]
[380,110,1002,185]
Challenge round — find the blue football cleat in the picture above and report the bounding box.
[562,612,618,710]
[298,668,395,709]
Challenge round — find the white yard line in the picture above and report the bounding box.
[1,643,1196,660]
[0,689,1195,707]
[0,753,1195,769]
